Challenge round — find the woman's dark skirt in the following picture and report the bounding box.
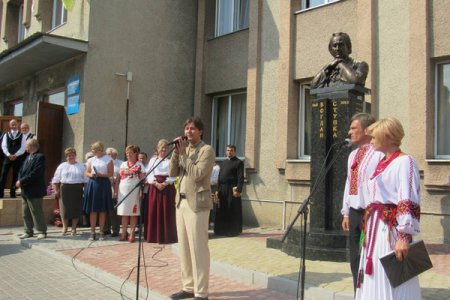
[60,183,84,219]
[146,175,177,244]
[83,177,112,214]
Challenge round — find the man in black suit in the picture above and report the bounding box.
[0,119,26,198]
[16,139,47,240]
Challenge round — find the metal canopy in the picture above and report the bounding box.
[0,33,88,86]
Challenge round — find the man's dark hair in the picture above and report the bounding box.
[328,32,352,55]
[184,117,204,131]
[351,113,376,129]
[226,145,236,151]
[139,151,148,158]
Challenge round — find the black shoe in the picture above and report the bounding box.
[169,290,195,300]
[103,230,111,235]
[111,232,119,237]
[194,297,208,300]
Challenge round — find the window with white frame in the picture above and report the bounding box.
[436,62,450,158]
[299,84,313,158]
[211,93,246,158]
[300,0,339,11]
[18,3,26,42]
[52,0,67,29]
[8,100,23,116]
[215,0,249,37]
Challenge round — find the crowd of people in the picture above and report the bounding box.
[2,114,423,300]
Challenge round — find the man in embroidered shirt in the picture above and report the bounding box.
[341,113,383,292]
[169,117,215,300]
[0,119,26,198]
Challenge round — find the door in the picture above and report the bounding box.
[36,102,64,186]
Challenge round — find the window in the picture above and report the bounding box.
[52,0,67,29]
[300,0,339,11]
[299,84,313,158]
[211,93,246,158]
[18,3,26,42]
[435,62,450,158]
[8,100,23,116]
[215,0,249,37]
[48,89,66,106]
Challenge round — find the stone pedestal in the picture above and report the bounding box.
[307,84,369,261]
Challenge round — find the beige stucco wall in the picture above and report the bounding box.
[375,1,411,149]
[205,31,249,94]
[431,0,450,59]
[82,0,197,157]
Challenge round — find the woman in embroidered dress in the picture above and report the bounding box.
[52,148,88,236]
[355,117,421,300]
[145,139,177,244]
[115,145,145,242]
[83,142,114,241]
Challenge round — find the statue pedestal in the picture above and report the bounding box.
[267,84,370,261]
[306,84,369,261]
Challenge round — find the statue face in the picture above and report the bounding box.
[329,36,350,59]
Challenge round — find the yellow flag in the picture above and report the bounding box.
[62,0,76,11]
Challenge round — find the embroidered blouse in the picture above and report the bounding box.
[367,155,421,236]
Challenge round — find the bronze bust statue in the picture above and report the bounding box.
[311,32,369,89]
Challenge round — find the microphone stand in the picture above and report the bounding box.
[115,145,176,300]
[281,143,349,300]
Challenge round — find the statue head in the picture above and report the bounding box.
[328,32,352,59]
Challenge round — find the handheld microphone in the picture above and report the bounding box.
[167,136,188,146]
[333,138,352,148]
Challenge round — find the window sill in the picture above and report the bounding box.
[208,28,249,42]
[47,22,67,33]
[294,0,343,14]
[286,158,311,163]
[425,159,450,164]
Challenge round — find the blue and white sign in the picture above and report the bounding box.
[67,75,80,96]
[67,95,80,115]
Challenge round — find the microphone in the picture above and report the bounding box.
[333,138,352,148]
[167,136,188,146]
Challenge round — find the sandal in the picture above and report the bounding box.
[119,232,128,241]
[128,235,136,243]
[88,233,96,241]
[71,229,77,236]
[99,233,105,241]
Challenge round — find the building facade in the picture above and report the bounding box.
[1,0,449,242]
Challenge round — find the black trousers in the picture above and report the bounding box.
[349,207,364,292]
[0,156,24,197]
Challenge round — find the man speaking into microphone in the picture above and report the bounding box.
[169,117,215,300]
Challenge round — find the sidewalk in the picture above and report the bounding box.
[0,226,449,300]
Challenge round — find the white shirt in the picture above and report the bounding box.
[146,157,175,184]
[210,164,220,185]
[88,155,112,174]
[1,130,26,156]
[341,144,384,216]
[112,158,124,178]
[52,162,88,184]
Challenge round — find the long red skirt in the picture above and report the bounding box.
[145,175,178,244]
